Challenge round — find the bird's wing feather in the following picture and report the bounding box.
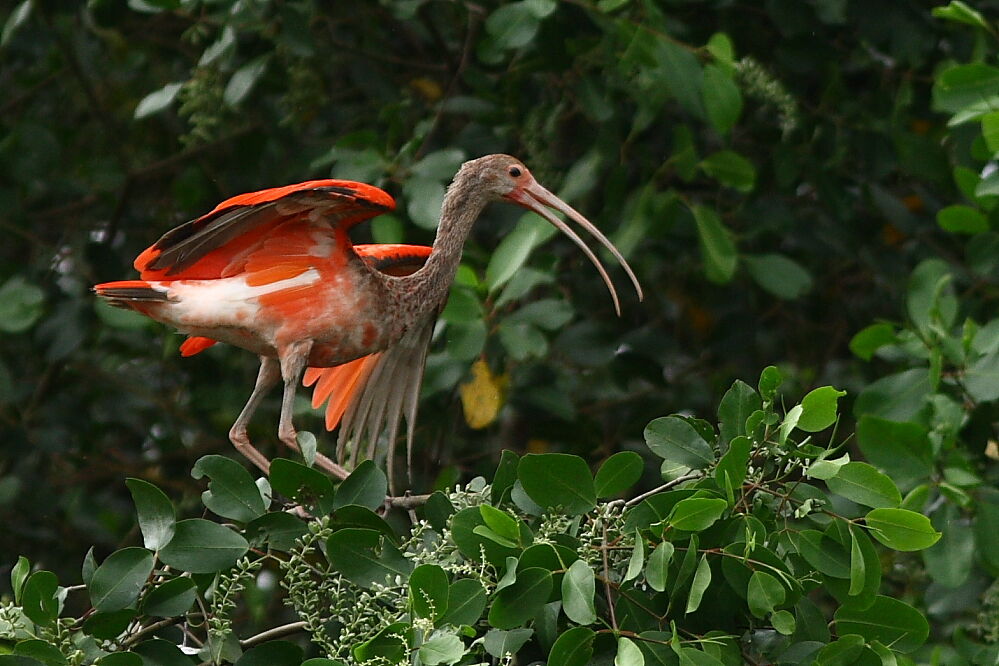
[336,313,436,484]
[135,180,395,280]
[301,244,435,481]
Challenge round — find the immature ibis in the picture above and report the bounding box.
[95,154,643,478]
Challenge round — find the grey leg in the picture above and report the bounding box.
[229,356,281,474]
[276,341,350,480]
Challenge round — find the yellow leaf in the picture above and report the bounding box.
[410,77,443,102]
[459,359,507,429]
[527,438,551,454]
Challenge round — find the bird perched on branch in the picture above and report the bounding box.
[95,154,643,478]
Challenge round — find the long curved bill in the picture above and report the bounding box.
[506,179,644,316]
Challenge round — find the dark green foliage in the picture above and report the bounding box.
[4,0,999,662]
[0,374,954,663]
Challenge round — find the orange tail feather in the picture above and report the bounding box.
[304,354,382,431]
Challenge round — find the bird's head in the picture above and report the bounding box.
[456,154,643,315]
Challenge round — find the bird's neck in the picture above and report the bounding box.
[392,172,489,319]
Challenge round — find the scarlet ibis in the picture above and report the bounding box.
[94,154,643,479]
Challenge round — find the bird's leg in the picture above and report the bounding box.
[277,340,350,480]
[229,356,282,474]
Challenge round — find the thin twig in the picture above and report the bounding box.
[601,524,618,631]
[610,473,702,509]
[121,616,186,648]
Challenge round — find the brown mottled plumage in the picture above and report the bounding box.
[95,155,642,480]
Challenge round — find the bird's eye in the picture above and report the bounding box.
[508,166,522,178]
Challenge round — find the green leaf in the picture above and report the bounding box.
[486,1,543,50]
[483,628,533,659]
[131,638,195,666]
[922,503,974,588]
[441,579,487,626]
[856,416,933,485]
[706,32,735,68]
[797,386,846,432]
[404,176,446,229]
[141,577,197,617]
[479,505,522,545]
[669,498,727,531]
[486,215,555,291]
[906,258,957,336]
[848,525,866,596]
[937,204,989,234]
[932,1,991,30]
[88,548,154,612]
[716,435,751,493]
[224,56,269,107]
[158,519,249,573]
[758,365,783,401]
[747,571,785,618]
[425,492,456,532]
[268,458,334,511]
[702,64,742,134]
[0,276,45,333]
[659,39,705,117]
[488,567,553,629]
[834,596,929,653]
[1,0,32,47]
[815,635,866,664]
[326,528,414,588]
[11,555,29,604]
[548,626,595,666]
[418,632,465,666]
[297,431,317,468]
[82,609,136,640]
[507,299,574,330]
[134,82,183,119]
[450,507,528,566]
[826,462,901,509]
[616,637,645,666]
[333,460,387,511]
[700,150,755,192]
[772,610,796,635]
[12,639,67,665]
[234,641,303,666]
[791,530,851,578]
[865,508,941,551]
[744,254,814,300]
[644,416,714,469]
[625,530,645,582]
[125,479,176,551]
[854,368,932,423]
[849,323,897,361]
[964,348,999,402]
[932,63,999,115]
[21,571,59,626]
[517,454,596,515]
[192,455,266,522]
[492,450,520,505]
[561,560,597,625]
[409,564,449,621]
[595,451,644,497]
[717,380,761,442]
[646,541,675,592]
[691,205,738,283]
[685,555,711,614]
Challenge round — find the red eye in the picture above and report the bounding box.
[508,166,522,178]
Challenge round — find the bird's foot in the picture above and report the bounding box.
[278,427,351,480]
[228,427,272,475]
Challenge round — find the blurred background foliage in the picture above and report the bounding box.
[4,0,999,659]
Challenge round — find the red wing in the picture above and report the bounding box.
[354,244,432,276]
[136,180,395,281]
